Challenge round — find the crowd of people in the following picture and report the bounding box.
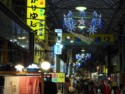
[64,78,125,94]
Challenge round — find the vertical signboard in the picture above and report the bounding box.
[27,0,45,40]
[54,43,62,55]
[54,29,63,55]
[55,29,62,42]
[52,73,65,83]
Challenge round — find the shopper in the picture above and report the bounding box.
[44,81,57,94]
[120,84,125,94]
[102,80,111,94]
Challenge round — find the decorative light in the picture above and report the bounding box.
[78,25,86,29]
[15,64,24,72]
[63,8,102,34]
[108,77,111,80]
[60,44,63,48]
[18,36,26,40]
[96,66,100,70]
[70,40,74,43]
[41,61,51,70]
[27,64,39,69]
[81,48,85,52]
[67,36,70,39]
[76,6,87,11]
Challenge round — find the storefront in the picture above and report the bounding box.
[0,1,34,65]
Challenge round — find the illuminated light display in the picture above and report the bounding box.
[76,6,87,11]
[27,0,45,40]
[63,9,102,35]
[54,29,63,55]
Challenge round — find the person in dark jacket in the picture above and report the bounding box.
[44,81,57,94]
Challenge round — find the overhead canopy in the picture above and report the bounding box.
[46,0,123,33]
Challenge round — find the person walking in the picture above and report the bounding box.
[102,80,111,94]
[120,84,125,94]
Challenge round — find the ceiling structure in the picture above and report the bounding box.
[46,0,125,62]
[46,0,120,32]
[10,0,125,62]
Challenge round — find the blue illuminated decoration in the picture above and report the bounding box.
[63,9,102,34]
[75,53,92,69]
[99,14,102,29]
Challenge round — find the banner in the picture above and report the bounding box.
[62,33,114,44]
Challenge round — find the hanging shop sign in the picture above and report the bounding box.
[62,33,114,44]
[54,43,62,55]
[55,29,62,43]
[62,33,93,44]
[71,32,93,44]
[52,73,65,83]
[54,29,63,55]
[89,34,114,43]
[27,0,45,40]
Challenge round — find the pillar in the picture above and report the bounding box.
[56,55,60,72]
[2,41,8,64]
[67,49,73,76]
[118,24,125,85]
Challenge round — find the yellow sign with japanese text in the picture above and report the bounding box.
[57,73,65,82]
[27,0,45,40]
[62,33,75,41]
[27,8,45,19]
[62,33,114,44]
[27,0,45,8]
[89,34,114,42]
[27,19,45,29]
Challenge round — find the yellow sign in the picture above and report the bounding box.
[27,0,45,8]
[27,8,45,19]
[27,19,45,38]
[71,32,93,44]
[27,0,45,40]
[27,19,45,29]
[105,68,108,74]
[62,33,75,41]
[62,33,93,44]
[89,34,114,42]
[52,73,65,83]
[62,33,114,44]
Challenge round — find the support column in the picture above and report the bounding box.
[118,24,125,85]
[56,55,60,72]
[121,35,125,85]
[41,71,44,94]
[67,49,73,76]
[29,32,34,64]
[2,41,8,64]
